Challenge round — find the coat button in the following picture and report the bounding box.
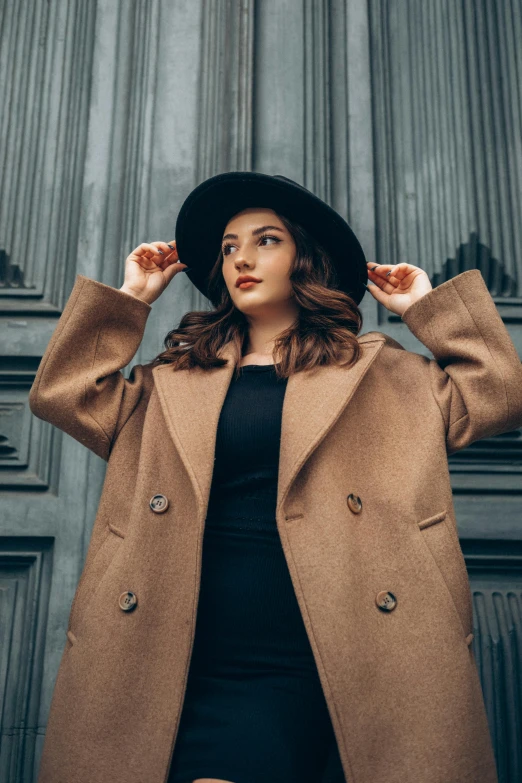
[375,591,397,611]
[150,494,169,513]
[346,493,362,514]
[119,591,138,612]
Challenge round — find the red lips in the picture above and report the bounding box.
[236,275,262,287]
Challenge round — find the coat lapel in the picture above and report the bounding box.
[152,333,386,521]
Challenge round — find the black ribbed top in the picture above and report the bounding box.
[205,363,288,539]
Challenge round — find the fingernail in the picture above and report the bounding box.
[181,267,191,272]
[167,244,175,249]
[371,265,379,270]
[385,270,392,277]
[157,249,165,255]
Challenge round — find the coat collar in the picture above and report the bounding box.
[152,332,386,521]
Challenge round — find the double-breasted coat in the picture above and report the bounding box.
[29,268,522,783]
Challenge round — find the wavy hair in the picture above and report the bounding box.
[148,212,365,380]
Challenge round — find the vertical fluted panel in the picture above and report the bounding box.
[303,0,332,203]
[78,0,162,298]
[0,0,97,299]
[118,0,160,258]
[303,0,371,239]
[369,0,522,297]
[195,0,255,182]
[471,585,522,782]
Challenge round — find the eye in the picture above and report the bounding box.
[221,234,281,256]
[222,242,235,256]
[259,233,281,246]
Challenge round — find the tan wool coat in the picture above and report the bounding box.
[29,269,522,783]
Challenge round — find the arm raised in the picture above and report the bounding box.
[29,274,152,461]
[401,269,522,455]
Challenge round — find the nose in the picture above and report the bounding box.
[235,256,255,272]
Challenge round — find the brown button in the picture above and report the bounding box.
[347,493,362,514]
[375,591,397,611]
[119,591,138,612]
[150,494,169,513]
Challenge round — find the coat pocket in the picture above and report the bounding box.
[68,524,126,637]
[416,510,473,640]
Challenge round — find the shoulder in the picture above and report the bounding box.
[356,331,430,377]
[357,331,405,351]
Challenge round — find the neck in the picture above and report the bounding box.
[244,311,298,358]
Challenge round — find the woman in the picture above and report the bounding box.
[30,172,522,783]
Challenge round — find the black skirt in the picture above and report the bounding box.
[167,519,345,783]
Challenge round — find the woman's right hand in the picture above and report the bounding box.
[120,240,189,304]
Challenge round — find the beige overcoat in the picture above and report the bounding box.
[29,269,522,783]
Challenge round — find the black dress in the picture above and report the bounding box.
[167,364,345,783]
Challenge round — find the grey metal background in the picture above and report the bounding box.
[0,1,520,780]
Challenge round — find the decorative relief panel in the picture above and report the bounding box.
[368,0,522,308]
[0,391,53,490]
[0,538,54,779]
[0,250,28,291]
[464,540,522,780]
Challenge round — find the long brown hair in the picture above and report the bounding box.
[148,212,364,380]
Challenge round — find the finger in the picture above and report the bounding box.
[136,242,166,261]
[382,265,423,294]
[367,265,398,293]
[158,240,183,269]
[367,262,396,279]
[151,240,180,267]
[163,239,177,256]
[379,262,411,280]
[387,263,419,284]
[367,261,418,282]
[150,240,176,254]
[147,240,178,263]
[156,240,188,274]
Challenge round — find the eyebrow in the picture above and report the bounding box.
[221,225,285,242]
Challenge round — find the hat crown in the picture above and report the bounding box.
[273,174,295,183]
[272,174,314,197]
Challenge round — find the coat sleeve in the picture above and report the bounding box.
[28,274,153,461]
[400,268,522,455]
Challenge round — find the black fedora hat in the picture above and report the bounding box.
[175,171,369,306]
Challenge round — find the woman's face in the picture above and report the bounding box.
[221,207,298,317]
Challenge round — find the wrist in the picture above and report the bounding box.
[119,285,152,305]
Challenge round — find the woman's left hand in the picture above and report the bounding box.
[365,262,433,317]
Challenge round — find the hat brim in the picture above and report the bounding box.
[175,171,368,305]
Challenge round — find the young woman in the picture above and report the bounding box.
[30,172,522,783]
